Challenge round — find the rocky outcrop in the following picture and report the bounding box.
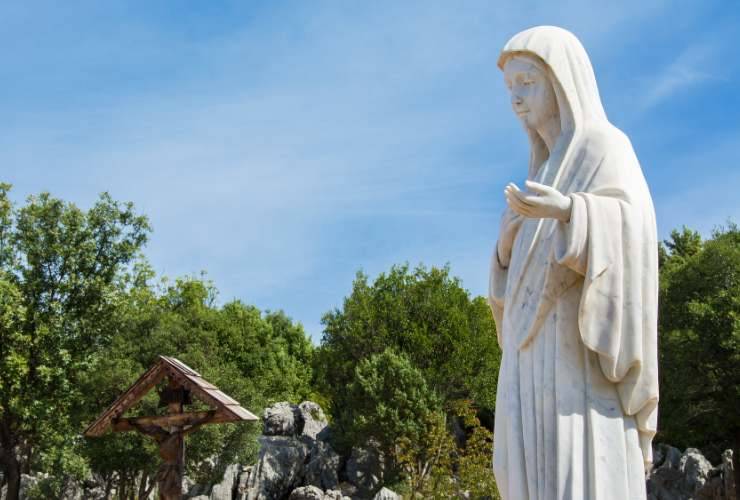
[371,487,402,500]
[239,401,378,500]
[242,435,311,499]
[647,444,736,500]
[289,485,326,500]
[345,441,385,498]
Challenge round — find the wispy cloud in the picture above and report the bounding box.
[639,43,716,111]
[0,0,735,342]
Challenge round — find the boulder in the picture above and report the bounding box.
[324,489,351,500]
[209,463,240,500]
[264,402,302,436]
[289,485,325,500]
[372,487,402,500]
[298,401,329,440]
[242,436,310,500]
[337,481,359,499]
[305,440,341,491]
[680,448,713,493]
[647,444,735,500]
[263,401,330,442]
[346,441,385,497]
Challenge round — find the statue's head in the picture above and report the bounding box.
[499,26,608,177]
[502,53,558,134]
[499,26,607,132]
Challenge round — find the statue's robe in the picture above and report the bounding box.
[489,123,659,500]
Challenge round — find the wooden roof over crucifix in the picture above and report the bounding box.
[84,355,258,437]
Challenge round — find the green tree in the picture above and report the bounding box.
[0,185,150,500]
[396,400,500,499]
[316,264,501,451]
[78,277,314,497]
[658,224,740,484]
[340,349,441,458]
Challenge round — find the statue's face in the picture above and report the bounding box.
[503,56,557,131]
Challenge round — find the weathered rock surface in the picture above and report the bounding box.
[646,444,735,500]
[242,436,310,500]
[289,485,326,500]
[210,463,240,500]
[239,401,355,500]
[264,402,302,437]
[345,441,385,497]
[372,486,402,500]
[305,439,341,491]
[298,401,329,441]
[324,489,350,500]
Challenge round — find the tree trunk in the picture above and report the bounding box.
[137,470,150,500]
[118,471,127,500]
[3,451,22,500]
[0,417,22,500]
[103,474,113,500]
[733,429,739,500]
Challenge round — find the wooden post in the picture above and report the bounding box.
[157,379,187,500]
[84,356,259,500]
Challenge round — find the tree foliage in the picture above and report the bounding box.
[658,224,740,465]
[0,185,150,499]
[339,349,441,457]
[396,400,500,499]
[0,186,315,499]
[315,264,501,451]
[77,277,315,496]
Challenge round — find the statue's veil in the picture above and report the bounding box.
[498,26,609,187]
[497,26,660,467]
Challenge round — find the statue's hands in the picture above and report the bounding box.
[505,180,572,222]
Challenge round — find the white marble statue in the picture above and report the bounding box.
[489,26,659,499]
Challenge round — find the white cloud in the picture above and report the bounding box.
[639,43,716,111]
[2,0,730,342]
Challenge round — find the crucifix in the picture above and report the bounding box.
[84,356,258,500]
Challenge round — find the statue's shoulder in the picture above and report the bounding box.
[580,124,633,156]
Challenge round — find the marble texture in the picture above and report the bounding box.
[489,26,659,500]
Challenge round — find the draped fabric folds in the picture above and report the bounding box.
[489,26,659,500]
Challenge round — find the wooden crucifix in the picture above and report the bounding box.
[84,356,258,500]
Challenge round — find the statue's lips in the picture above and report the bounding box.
[515,109,529,116]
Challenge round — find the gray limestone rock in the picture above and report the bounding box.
[235,465,252,499]
[209,463,240,500]
[346,441,385,497]
[298,401,329,441]
[680,448,714,493]
[264,402,302,436]
[305,440,341,491]
[324,489,351,500]
[263,401,329,442]
[289,485,325,500]
[337,481,359,499]
[646,444,735,500]
[372,487,401,500]
[243,436,310,500]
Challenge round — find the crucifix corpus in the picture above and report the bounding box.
[84,356,258,500]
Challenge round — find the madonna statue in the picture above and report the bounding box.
[489,26,659,499]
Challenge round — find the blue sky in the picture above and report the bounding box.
[2,1,739,342]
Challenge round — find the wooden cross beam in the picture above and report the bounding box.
[84,356,258,500]
[112,410,218,432]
